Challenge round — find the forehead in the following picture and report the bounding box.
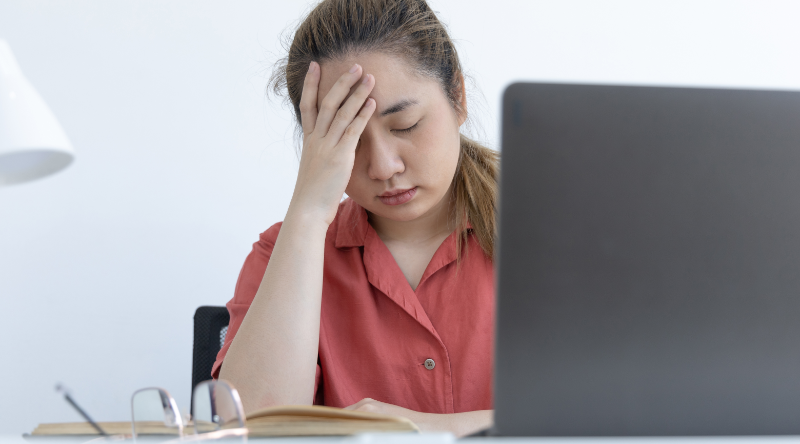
[316,52,441,110]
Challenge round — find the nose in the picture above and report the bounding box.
[361,133,405,181]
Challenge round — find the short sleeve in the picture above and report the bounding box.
[211,222,324,402]
[211,222,282,379]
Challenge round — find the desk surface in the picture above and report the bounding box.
[6,435,800,444]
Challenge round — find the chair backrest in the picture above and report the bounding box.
[191,306,230,414]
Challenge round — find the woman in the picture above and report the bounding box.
[214,0,499,436]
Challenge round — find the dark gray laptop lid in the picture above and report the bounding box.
[495,83,800,436]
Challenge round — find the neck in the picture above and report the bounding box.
[368,187,455,244]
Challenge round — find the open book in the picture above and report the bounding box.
[30,405,419,437]
[242,405,418,435]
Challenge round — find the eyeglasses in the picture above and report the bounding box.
[130,387,184,439]
[130,379,247,443]
[184,380,247,441]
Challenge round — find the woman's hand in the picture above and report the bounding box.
[289,61,376,226]
[345,398,493,437]
[218,62,375,411]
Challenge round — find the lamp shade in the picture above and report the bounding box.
[0,39,74,185]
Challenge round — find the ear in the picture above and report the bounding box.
[456,72,468,126]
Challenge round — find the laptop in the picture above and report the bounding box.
[494,83,800,436]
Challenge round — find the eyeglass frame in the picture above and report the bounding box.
[130,387,185,440]
[129,379,248,443]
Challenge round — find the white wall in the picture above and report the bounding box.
[1,0,799,435]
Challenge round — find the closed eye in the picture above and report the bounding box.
[393,121,419,134]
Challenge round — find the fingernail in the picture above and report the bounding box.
[362,74,370,84]
[308,61,315,72]
[349,64,360,74]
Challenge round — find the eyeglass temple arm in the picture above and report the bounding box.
[56,384,108,436]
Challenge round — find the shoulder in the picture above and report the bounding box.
[256,221,283,247]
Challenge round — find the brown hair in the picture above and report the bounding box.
[270,0,499,258]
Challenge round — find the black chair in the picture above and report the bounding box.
[191,306,230,414]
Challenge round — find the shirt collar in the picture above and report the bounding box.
[334,198,370,248]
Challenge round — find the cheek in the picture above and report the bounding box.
[414,120,461,182]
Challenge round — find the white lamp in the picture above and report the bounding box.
[0,39,74,186]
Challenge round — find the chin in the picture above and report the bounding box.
[356,197,431,222]
[370,202,427,221]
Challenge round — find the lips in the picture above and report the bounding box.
[378,187,417,206]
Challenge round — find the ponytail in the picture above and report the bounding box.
[452,134,499,260]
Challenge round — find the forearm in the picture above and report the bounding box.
[219,210,329,413]
[221,60,374,413]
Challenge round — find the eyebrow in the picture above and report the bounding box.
[379,99,419,117]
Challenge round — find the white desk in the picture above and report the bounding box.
[5,434,800,444]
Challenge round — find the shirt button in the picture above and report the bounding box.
[424,358,435,370]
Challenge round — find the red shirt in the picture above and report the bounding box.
[212,198,494,413]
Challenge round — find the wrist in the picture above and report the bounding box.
[283,205,334,233]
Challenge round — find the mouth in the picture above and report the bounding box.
[378,187,417,206]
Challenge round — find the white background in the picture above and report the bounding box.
[1,0,799,435]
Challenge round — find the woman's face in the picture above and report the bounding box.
[316,52,465,223]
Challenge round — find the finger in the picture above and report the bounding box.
[299,61,320,137]
[355,403,379,413]
[343,398,368,410]
[337,98,376,150]
[315,63,363,136]
[325,73,375,142]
